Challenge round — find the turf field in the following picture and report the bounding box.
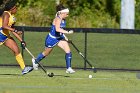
[0,66,140,93]
[1,32,140,93]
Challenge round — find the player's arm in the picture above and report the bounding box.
[2,12,15,31]
[55,18,73,34]
[2,12,23,42]
[2,12,26,48]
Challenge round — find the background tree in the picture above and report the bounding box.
[0,0,140,29]
[135,0,140,29]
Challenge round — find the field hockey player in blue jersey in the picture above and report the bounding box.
[32,4,75,73]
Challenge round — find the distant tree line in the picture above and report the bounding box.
[0,0,140,29]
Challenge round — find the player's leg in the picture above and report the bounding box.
[36,48,53,63]
[58,40,75,73]
[32,36,56,70]
[4,38,33,74]
[32,47,53,70]
[4,38,25,69]
[58,40,71,68]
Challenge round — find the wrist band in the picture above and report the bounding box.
[13,29,18,33]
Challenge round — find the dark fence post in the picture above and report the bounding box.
[84,31,87,70]
[21,27,25,57]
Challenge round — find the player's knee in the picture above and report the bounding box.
[66,52,72,58]
[13,49,20,56]
[15,52,20,56]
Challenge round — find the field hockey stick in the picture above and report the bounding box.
[63,34,97,73]
[68,40,97,73]
[25,47,54,77]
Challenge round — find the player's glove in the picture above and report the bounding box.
[21,41,26,49]
[67,30,74,34]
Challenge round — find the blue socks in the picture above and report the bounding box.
[35,52,72,69]
[35,53,45,63]
[65,52,72,69]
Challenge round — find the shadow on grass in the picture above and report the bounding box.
[0,73,70,77]
[0,73,22,76]
[54,74,70,77]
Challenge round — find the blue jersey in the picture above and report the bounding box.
[49,19,66,37]
[45,17,66,48]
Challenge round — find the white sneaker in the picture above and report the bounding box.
[66,67,75,74]
[22,66,33,75]
[32,58,39,70]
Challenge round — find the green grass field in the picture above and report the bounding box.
[1,32,140,93]
[0,66,140,93]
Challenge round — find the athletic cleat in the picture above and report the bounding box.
[22,67,33,75]
[32,58,39,70]
[66,67,75,74]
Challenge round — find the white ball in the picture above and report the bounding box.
[88,75,92,78]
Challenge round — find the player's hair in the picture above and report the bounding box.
[0,8,4,16]
[0,1,4,16]
[4,0,17,11]
[56,4,66,12]
[55,4,69,17]
[0,0,16,16]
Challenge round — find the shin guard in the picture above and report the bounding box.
[65,52,72,69]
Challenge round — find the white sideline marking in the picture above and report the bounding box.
[67,77,136,81]
[0,85,65,89]
[67,77,116,80]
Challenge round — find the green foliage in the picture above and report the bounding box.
[106,0,121,23]
[16,0,56,26]
[1,0,138,28]
[66,0,120,28]
[135,0,140,29]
